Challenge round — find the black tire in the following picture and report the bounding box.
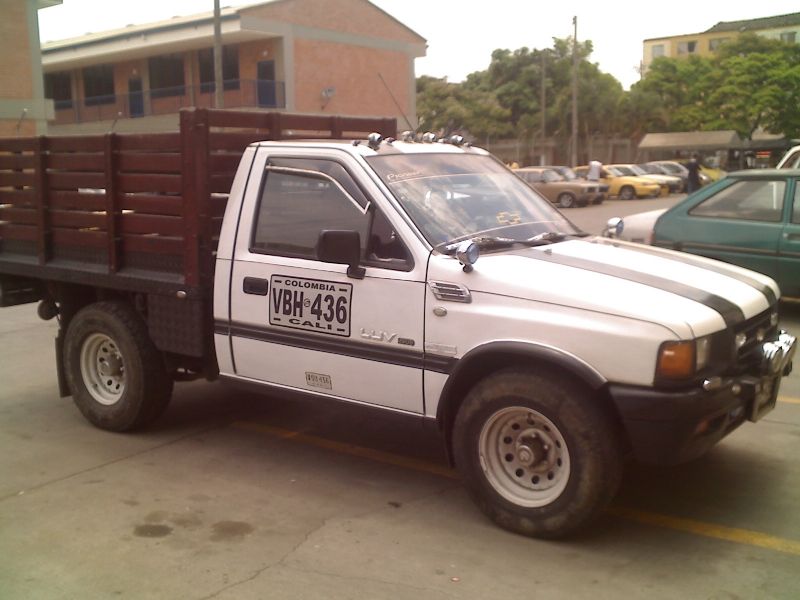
[618,186,635,200]
[557,192,576,209]
[452,368,623,539]
[63,301,173,431]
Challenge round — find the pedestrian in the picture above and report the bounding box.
[686,155,702,193]
[587,159,602,181]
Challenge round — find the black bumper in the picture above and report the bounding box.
[609,381,751,465]
[609,331,795,465]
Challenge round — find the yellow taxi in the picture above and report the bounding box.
[574,165,661,200]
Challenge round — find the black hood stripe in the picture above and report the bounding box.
[596,238,776,305]
[513,247,745,327]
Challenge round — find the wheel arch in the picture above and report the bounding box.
[435,341,621,463]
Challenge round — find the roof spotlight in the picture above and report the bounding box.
[449,134,465,146]
[367,132,383,150]
[421,132,437,143]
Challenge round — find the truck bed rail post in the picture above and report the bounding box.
[180,109,206,288]
[34,136,51,265]
[104,133,121,273]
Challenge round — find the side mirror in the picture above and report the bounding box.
[316,230,365,279]
[603,217,624,239]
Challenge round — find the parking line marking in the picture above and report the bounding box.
[607,507,800,556]
[232,421,460,480]
[778,396,800,405]
[232,419,800,556]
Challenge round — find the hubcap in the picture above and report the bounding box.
[80,333,125,405]
[478,406,570,507]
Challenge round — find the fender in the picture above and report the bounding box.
[434,341,608,458]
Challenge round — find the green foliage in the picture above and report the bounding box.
[415,31,800,145]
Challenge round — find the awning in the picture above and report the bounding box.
[638,131,740,151]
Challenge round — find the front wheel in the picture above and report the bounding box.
[557,193,576,209]
[618,186,635,200]
[453,368,623,538]
[64,302,173,431]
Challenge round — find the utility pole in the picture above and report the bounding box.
[540,50,546,165]
[213,0,224,108]
[571,16,578,167]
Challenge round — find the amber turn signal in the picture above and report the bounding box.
[656,340,696,379]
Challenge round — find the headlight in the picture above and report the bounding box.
[656,335,712,380]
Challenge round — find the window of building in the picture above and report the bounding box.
[149,54,185,98]
[677,40,697,55]
[44,71,73,109]
[198,45,240,92]
[82,65,115,106]
[709,37,729,51]
[690,180,786,223]
[651,44,665,59]
[780,31,797,44]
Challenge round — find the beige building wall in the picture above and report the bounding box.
[240,0,422,44]
[293,38,409,119]
[0,0,54,136]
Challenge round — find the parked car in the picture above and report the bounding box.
[777,145,800,169]
[514,167,598,208]
[574,164,661,200]
[609,163,682,195]
[638,162,686,192]
[648,160,711,187]
[542,165,608,204]
[606,169,800,295]
[676,158,726,182]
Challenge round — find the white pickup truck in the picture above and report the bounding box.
[1,115,795,538]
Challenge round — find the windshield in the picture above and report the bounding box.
[542,169,563,183]
[612,165,636,176]
[605,166,625,177]
[366,153,580,246]
[629,165,648,176]
[557,166,577,181]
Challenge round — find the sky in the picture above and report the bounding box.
[36,0,800,90]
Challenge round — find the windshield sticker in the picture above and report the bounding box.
[496,212,522,225]
[386,171,424,182]
[269,275,352,337]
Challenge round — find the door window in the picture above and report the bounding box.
[251,159,411,268]
[689,180,786,222]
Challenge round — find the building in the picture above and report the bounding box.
[642,11,800,75]
[38,0,426,134]
[0,0,61,136]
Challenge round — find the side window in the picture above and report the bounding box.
[780,149,800,170]
[252,167,369,259]
[689,180,786,223]
[366,209,412,266]
[791,181,800,224]
[251,158,412,270]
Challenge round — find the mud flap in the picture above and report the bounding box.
[55,329,70,398]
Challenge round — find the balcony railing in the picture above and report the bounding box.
[49,79,286,125]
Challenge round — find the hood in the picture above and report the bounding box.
[427,237,776,339]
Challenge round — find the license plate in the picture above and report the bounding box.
[748,374,780,422]
[269,275,352,337]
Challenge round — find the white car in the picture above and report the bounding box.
[777,145,800,169]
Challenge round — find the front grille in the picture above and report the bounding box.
[732,307,778,373]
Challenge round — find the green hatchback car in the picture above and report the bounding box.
[652,169,800,296]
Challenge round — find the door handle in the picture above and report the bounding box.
[243,277,269,296]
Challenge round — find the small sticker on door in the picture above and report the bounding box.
[305,371,332,390]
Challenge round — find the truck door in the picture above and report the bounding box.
[227,154,426,413]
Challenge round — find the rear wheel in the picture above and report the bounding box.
[64,302,173,431]
[557,193,576,209]
[618,186,635,200]
[453,368,623,538]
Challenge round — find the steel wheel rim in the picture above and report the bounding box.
[80,333,125,405]
[478,406,570,507]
